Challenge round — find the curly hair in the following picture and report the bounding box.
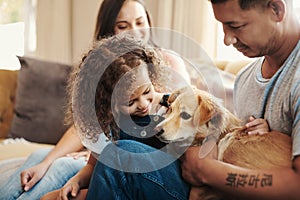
[66,34,170,143]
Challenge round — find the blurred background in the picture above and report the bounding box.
[1,0,300,69]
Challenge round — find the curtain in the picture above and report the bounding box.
[35,0,72,64]
[34,0,217,64]
[145,0,218,60]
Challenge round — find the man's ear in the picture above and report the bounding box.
[193,95,216,127]
[269,0,286,22]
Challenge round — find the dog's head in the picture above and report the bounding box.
[156,86,240,145]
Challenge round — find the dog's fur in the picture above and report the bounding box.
[156,86,292,200]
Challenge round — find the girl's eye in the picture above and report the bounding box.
[128,100,134,107]
[143,88,150,95]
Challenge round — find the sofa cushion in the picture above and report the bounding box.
[9,57,72,144]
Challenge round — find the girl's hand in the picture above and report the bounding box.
[66,150,90,161]
[57,181,80,200]
[245,116,270,135]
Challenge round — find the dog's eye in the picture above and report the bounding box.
[180,112,191,120]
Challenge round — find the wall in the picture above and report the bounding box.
[34,0,217,64]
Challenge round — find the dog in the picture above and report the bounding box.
[156,86,292,200]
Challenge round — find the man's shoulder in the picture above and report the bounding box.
[235,58,262,83]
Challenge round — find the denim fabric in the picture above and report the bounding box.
[0,148,86,200]
[86,140,190,200]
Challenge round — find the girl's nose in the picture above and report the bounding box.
[137,97,148,110]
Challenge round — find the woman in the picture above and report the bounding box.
[93,0,190,82]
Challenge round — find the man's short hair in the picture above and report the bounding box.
[209,0,270,10]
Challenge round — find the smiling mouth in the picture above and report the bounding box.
[138,105,150,115]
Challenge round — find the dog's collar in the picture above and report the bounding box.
[159,94,170,108]
[119,115,165,138]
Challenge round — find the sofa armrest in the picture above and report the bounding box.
[0,70,18,138]
[0,138,54,161]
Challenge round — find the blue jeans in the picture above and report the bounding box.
[0,148,86,200]
[86,140,190,200]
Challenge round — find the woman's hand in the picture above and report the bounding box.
[20,162,49,191]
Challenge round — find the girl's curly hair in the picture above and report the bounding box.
[65,34,170,143]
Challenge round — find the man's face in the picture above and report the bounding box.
[212,0,279,58]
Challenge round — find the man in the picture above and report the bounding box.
[181,0,300,199]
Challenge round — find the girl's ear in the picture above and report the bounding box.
[269,0,286,22]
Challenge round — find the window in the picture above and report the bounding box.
[0,0,36,70]
[294,1,300,19]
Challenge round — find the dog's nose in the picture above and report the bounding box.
[156,129,164,137]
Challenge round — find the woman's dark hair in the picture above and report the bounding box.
[94,0,152,41]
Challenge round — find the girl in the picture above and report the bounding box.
[42,33,188,200]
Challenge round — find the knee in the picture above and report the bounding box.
[50,157,86,172]
[116,140,155,153]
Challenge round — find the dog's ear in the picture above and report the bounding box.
[193,95,217,127]
[168,90,181,104]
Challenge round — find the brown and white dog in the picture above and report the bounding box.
[156,86,292,200]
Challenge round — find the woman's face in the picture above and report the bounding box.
[117,66,155,117]
[114,0,150,42]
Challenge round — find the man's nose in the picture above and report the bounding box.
[223,27,237,46]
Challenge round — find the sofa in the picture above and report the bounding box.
[0,56,250,186]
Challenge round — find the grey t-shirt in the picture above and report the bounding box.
[234,41,300,158]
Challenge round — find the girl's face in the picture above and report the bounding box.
[114,0,150,42]
[118,66,155,117]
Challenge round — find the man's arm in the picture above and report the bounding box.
[182,146,300,200]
